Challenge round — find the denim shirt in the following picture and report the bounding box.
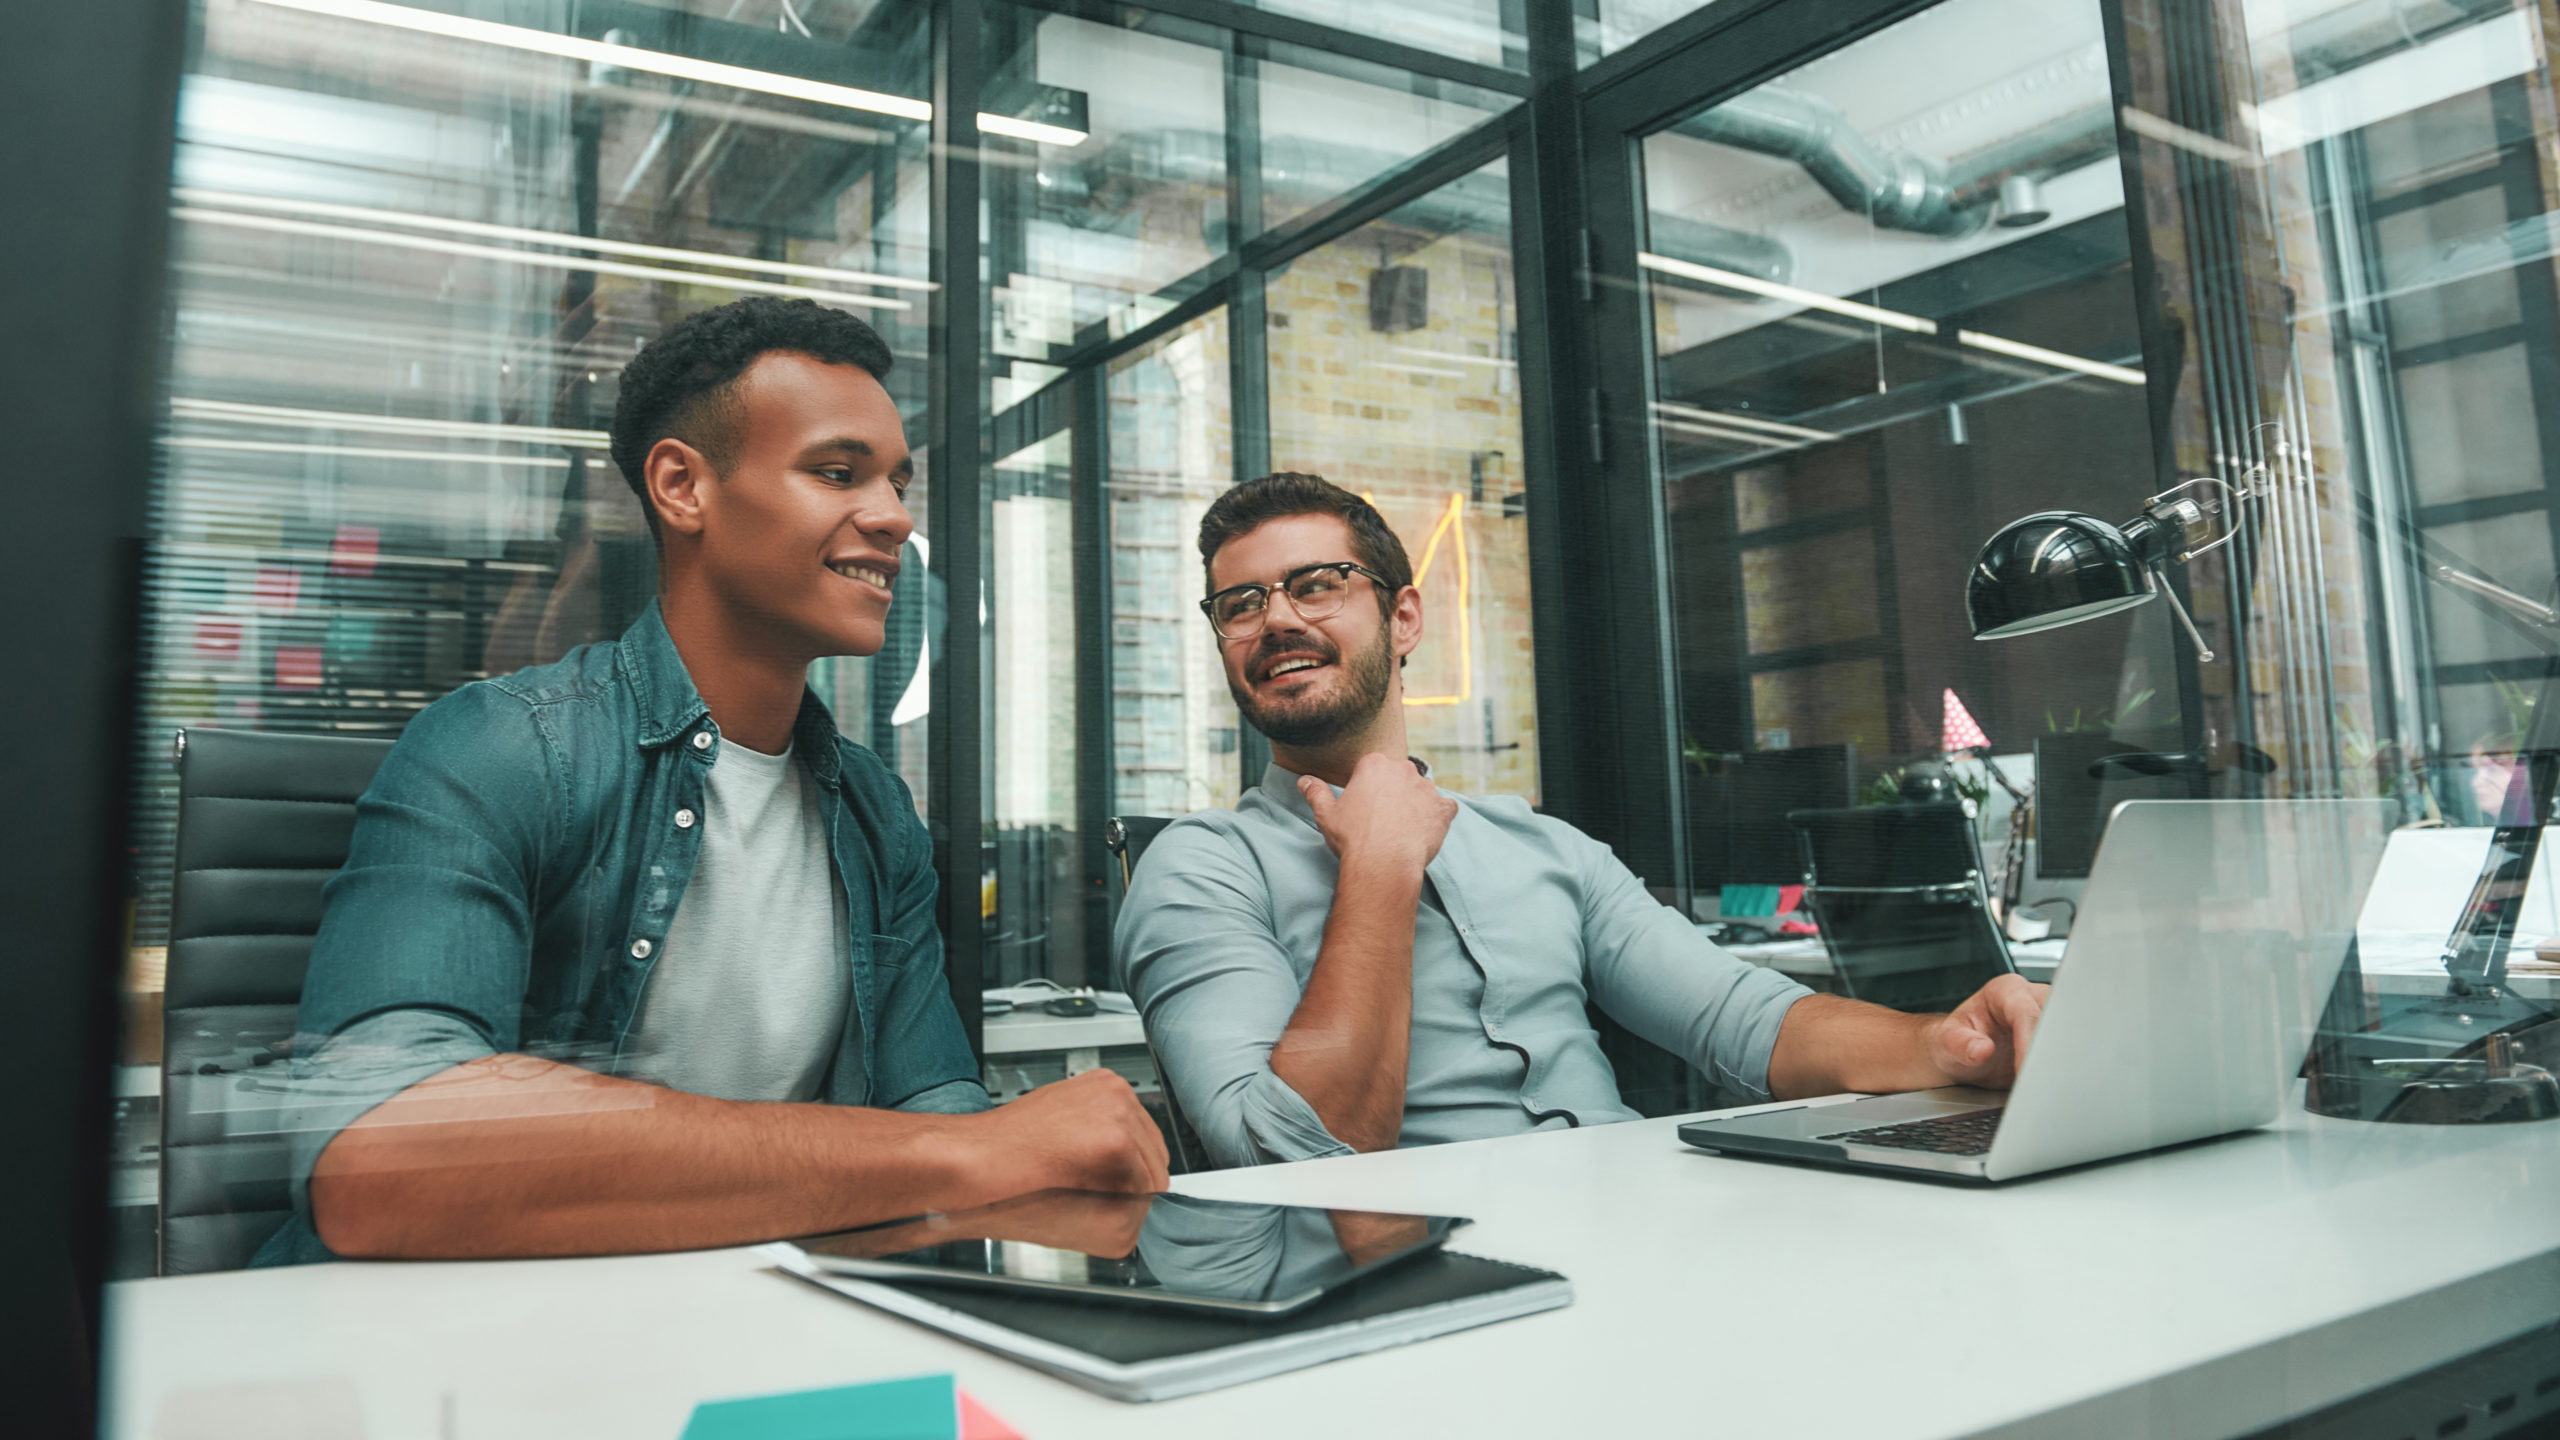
[252,602,984,1265]
[1115,764,1810,1170]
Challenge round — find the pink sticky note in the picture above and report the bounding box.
[330,524,380,577]
[252,567,301,611]
[194,616,242,657]
[956,1388,1024,1440]
[274,645,323,689]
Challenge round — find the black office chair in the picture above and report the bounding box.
[1787,802,2015,1015]
[161,726,394,1274]
[1102,815,1215,1174]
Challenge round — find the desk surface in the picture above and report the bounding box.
[103,1090,2560,1440]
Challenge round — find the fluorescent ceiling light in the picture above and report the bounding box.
[2250,8,2533,157]
[978,115,1091,147]
[247,0,930,120]
[172,397,610,448]
[1653,400,1832,442]
[165,436,572,467]
[1639,252,1936,335]
[1391,345,1517,370]
[1954,329,2145,385]
[175,206,911,309]
[1371,361,1468,380]
[2118,105,2262,169]
[176,189,932,292]
[247,0,1086,145]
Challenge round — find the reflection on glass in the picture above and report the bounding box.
[1256,48,1516,234]
[1639,0,2166,904]
[984,6,1227,396]
[1244,0,1523,72]
[793,1189,1458,1311]
[1267,159,1537,801]
[1108,313,1241,819]
[1581,0,1725,62]
[125,0,934,1275]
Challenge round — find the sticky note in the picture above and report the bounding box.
[678,1373,1022,1440]
[274,645,323,689]
[331,524,380,578]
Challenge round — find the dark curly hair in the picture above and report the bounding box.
[1196,472,1414,620]
[608,296,895,535]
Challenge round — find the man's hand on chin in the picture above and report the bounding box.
[1921,974,2049,1089]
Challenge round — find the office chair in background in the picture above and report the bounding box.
[1787,802,2016,1015]
[161,726,394,1274]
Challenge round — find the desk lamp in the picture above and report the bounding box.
[1967,479,2559,1124]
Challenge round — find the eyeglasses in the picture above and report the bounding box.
[1199,561,1392,639]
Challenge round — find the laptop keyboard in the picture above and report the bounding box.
[1819,1108,2005,1155]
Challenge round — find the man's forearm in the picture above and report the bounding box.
[310,1055,1018,1259]
[1765,994,1942,1100]
[1267,858,1420,1152]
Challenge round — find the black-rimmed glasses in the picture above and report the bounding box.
[1199,561,1391,639]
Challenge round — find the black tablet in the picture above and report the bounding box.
[786,1189,1469,1317]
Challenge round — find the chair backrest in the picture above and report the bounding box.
[162,726,394,1274]
[1787,802,2014,1015]
[1102,816,1204,1174]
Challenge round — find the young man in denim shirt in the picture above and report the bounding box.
[1116,473,2047,1170]
[259,299,1163,1265]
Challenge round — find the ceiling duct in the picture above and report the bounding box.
[1673,87,1989,239]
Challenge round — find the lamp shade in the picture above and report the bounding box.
[1968,510,2155,639]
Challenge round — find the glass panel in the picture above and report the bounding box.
[1243,0,1525,72]
[1108,312,1241,817]
[125,0,934,1279]
[1267,159,1537,801]
[983,5,1228,394]
[1582,1,1727,63]
[988,429,1082,987]
[1639,0,2172,908]
[1256,46,1517,234]
[2094,0,2560,1144]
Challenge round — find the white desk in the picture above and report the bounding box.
[103,1090,2560,1439]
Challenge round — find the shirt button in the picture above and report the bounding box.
[691,731,713,750]
[674,808,696,829]
[630,938,654,959]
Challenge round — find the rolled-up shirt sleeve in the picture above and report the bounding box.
[1570,830,1813,1103]
[277,1007,496,1218]
[1112,820,1355,1169]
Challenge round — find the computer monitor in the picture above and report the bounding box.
[1689,744,1857,886]
[2032,734,2188,879]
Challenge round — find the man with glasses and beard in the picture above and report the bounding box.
[1115,473,2046,1169]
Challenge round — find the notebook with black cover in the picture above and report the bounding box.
[767,1244,1571,1402]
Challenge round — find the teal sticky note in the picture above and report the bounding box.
[1721,884,1781,918]
[679,1373,958,1440]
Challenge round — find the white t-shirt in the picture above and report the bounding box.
[620,738,851,1102]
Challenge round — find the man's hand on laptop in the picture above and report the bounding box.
[1922,975,2049,1088]
[966,1068,1171,1197]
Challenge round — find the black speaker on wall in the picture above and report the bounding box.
[1369,265,1429,332]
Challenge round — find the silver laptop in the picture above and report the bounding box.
[1679,800,2392,1182]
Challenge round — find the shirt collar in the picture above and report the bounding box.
[616,599,843,783]
[1257,757,1436,825]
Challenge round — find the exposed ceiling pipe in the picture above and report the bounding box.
[1672,87,1989,239]
[2279,0,2517,85]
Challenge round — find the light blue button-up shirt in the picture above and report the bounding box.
[1115,763,1812,1169]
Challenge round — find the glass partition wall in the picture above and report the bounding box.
[98,0,2560,1365]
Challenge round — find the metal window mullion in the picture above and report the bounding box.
[929,0,988,1061]
[1226,36,1274,791]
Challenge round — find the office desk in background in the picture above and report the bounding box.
[103,1088,2560,1439]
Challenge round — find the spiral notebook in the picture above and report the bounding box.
[768,1244,1571,1403]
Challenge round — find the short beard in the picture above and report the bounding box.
[1230,614,1395,749]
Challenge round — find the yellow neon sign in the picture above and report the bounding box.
[1364,490,1472,707]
